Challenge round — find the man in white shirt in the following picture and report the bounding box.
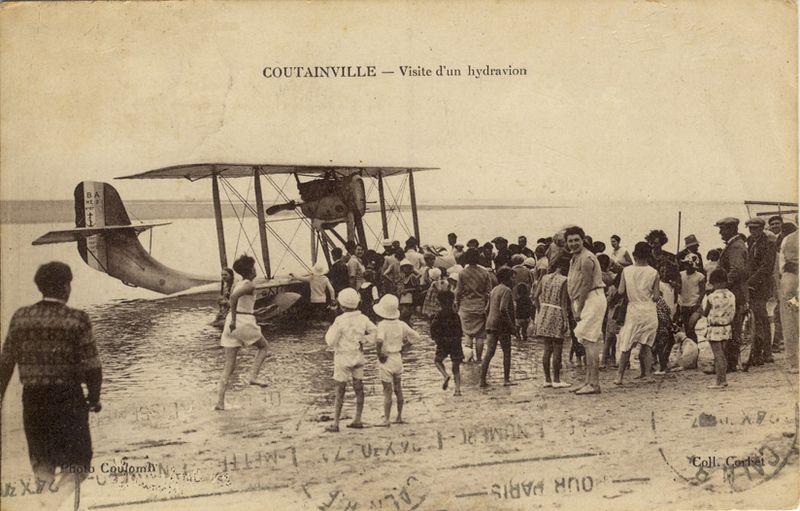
[677,254,706,341]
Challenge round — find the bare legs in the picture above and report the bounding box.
[584,341,601,390]
[331,381,346,431]
[215,338,270,410]
[215,347,240,410]
[248,338,269,385]
[473,336,485,362]
[614,345,655,385]
[380,376,405,425]
[480,333,511,387]
[709,340,728,387]
[328,378,365,432]
[542,338,564,384]
[353,379,365,425]
[381,381,393,426]
[451,362,462,395]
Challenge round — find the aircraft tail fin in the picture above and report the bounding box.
[32,181,215,294]
[73,181,131,272]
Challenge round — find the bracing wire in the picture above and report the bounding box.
[274,215,306,273]
[221,177,310,272]
[219,179,266,276]
[231,179,253,257]
[384,175,412,242]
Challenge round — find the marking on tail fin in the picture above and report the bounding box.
[82,182,108,271]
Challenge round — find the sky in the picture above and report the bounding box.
[0,0,797,205]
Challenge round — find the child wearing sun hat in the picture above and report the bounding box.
[373,294,420,426]
[323,288,377,432]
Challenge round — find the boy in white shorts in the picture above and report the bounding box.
[324,288,377,432]
[373,294,420,426]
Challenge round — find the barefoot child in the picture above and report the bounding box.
[701,269,735,389]
[430,290,465,396]
[514,282,533,342]
[480,268,516,387]
[373,294,420,425]
[532,258,572,388]
[216,255,276,410]
[324,288,377,431]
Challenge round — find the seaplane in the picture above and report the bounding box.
[32,163,443,323]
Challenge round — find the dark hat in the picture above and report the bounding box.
[714,217,739,227]
[492,236,508,245]
[684,234,700,247]
[745,217,766,228]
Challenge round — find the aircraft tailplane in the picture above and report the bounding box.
[33,182,216,295]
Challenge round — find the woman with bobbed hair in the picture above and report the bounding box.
[565,225,607,395]
[215,255,276,410]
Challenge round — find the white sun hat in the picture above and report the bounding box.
[373,294,400,319]
[337,288,360,309]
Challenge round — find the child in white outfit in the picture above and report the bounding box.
[324,288,377,432]
[373,294,420,426]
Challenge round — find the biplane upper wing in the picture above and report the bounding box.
[32,223,171,245]
[115,163,437,181]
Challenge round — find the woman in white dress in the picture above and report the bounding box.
[613,242,660,385]
[215,255,276,410]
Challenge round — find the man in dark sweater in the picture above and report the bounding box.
[715,217,749,372]
[0,262,102,482]
[745,217,777,368]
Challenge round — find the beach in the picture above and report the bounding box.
[1,202,798,510]
[1,336,797,510]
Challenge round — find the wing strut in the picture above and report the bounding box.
[253,168,272,279]
[377,171,390,240]
[211,169,228,269]
[408,169,421,245]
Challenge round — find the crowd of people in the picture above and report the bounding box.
[1,212,797,476]
[298,213,798,427]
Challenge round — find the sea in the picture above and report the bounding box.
[0,200,780,413]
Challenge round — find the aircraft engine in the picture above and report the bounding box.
[297,174,366,222]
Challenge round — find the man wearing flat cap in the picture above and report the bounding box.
[744,216,777,368]
[715,217,749,371]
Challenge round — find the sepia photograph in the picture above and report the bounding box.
[1,1,798,510]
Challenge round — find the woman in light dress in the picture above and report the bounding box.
[455,249,492,362]
[215,255,276,410]
[614,242,660,385]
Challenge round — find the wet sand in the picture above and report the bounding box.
[2,335,798,511]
